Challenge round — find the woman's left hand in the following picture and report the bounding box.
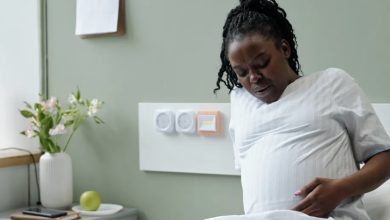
[291,177,347,218]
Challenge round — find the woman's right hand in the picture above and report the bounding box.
[291,177,347,218]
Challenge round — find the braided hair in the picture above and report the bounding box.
[214,0,301,94]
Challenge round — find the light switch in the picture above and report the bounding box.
[175,110,196,134]
[154,109,175,133]
[197,111,221,136]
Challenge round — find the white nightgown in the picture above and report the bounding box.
[214,68,390,220]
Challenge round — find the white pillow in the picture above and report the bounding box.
[363,181,390,220]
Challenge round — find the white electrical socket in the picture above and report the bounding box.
[154,109,175,133]
[175,110,196,133]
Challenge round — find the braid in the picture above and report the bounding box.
[214,7,243,93]
[214,0,301,94]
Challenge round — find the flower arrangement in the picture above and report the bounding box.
[20,89,104,153]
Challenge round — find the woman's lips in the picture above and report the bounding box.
[251,85,273,99]
[258,86,270,92]
[254,85,271,93]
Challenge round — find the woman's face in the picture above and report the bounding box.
[227,34,299,103]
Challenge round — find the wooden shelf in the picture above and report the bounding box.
[0,149,41,168]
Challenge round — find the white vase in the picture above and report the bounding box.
[39,152,73,209]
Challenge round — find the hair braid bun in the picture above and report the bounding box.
[239,0,272,11]
[240,0,260,9]
[239,0,287,25]
[239,0,284,17]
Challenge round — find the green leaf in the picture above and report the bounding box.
[20,110,34,118]
[24,101,33,109]
[93,116,104,124]
[20,131,27,136]
[38,134,50,153]
[63,110,73,114]
[40,116,53,134]
[55,145,61,152]
[47,140,55,153]
[34,103,42,111]
[37,110,44,121]
[64,120,74,126]
[76,88,81,100]
[40,116,51,127]
[55,112,62,124]
[47,139,61,153]
[31,120,39,127]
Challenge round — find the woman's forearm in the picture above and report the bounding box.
[338,150,390,198]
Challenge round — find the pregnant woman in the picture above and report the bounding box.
[211,0,390,219]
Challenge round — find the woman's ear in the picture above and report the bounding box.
[280,39,291,58]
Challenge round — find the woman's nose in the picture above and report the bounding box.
[249,70,263,82]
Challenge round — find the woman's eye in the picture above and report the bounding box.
[233,68,248,77]
[236,70,248,77]
[255,59,270,69]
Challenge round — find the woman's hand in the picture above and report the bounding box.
[291,151,390,217]
[291,177,347,218]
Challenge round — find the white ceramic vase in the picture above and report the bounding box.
[39,152,73,209]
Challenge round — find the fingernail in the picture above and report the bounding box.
[294,190,301,196]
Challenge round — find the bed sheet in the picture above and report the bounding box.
[205,210,333,220]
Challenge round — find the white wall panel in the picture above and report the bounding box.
[139,103,239,176]
[139,103,390,175]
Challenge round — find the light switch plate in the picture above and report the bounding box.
[197,111,221,136]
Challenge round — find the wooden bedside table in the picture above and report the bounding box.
[0,207,137,220]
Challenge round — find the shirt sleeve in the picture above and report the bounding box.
[230,89,241,170]
[330,68,390,163]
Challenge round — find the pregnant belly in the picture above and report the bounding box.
[239,141,357,214]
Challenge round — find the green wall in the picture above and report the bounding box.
[45,0,390,220]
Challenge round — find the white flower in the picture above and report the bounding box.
[49,123,67,136]
[62,114,72,122]
[68,94,77,104]
[41,97,57,113]
[87,99,102,117]
[26,128,35,138]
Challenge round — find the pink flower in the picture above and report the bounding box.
[41,97,57,113]
[49,124,67,136]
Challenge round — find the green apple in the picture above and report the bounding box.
[80,191,101,211]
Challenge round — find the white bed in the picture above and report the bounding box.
[363,104,390,220]
[206,184,390,220]
[363,180,390,220]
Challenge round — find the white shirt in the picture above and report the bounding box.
[229,68,390,220]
